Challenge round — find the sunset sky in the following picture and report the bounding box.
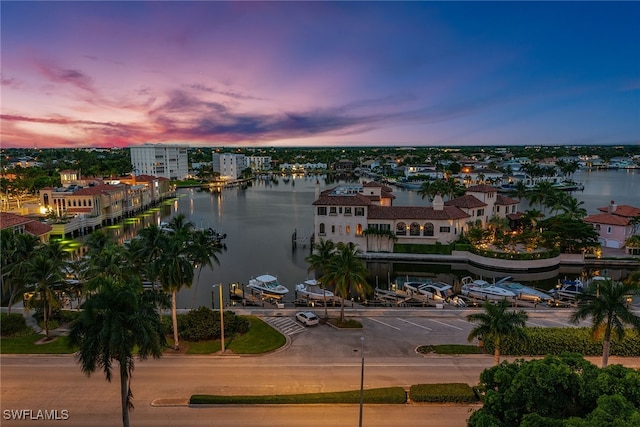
[1,1,638,149]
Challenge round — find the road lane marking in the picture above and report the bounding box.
[367,317,401,330]
[425,318,463,330]
[547,319,575,327]
[396,318,432,330]
[526,321,546,327]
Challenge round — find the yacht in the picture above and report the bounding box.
[403,280,465,306]
[494,278,554,303]
[295,279,334,301]
[460,276,517,301]
[247,274,289,297]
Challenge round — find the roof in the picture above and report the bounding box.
[496,194,518,205]
[597,205,640,218]
[362,181,393,193]
[465,184,499,193]
[312,191,373,206]
[367,205,469,221]
[0,213,52,237]
[584,213,630,226]
[66,207,94,213]
[74,184,122,196]
[445,195,487,209]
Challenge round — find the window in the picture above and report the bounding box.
[607,226,612,234]
[329,207,337,215]
[319,223,325,235]
[409,222,420,236]
[331,225,336,234]
[345,225,350,234]
[339,207,343,214]
[496,206,500,213]
[423,223,434,236]
[439,226,451,233]
[355,207,364,216]
[317,207,327,215]
[511,206,516,213]
[396,222,406,236]
[477,208,484,216]
[344,207,352,216]
[356,224,363,236]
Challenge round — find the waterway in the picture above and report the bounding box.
[102,169,638,309]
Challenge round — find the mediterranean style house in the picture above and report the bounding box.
[312,182,519,252]
[584,201,640,249]
[0,212,52,243]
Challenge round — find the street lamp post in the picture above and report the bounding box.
[213,284,225,354]
[359,335,365,427]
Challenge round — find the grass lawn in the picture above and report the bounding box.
[417,344,484,355]
[0,334,75,354]
[227,316,286,354]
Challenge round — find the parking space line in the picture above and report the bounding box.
[547,319,575,327]
[368,317,401,330]
[425,318,463,330]
[396,318,432,330]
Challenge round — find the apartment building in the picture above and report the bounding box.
[130,144,189,180]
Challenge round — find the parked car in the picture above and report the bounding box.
[295,311,319,326]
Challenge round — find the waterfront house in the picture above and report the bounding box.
[584,201,640,249]
[312,182,519,252]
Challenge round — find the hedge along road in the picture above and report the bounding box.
[2,307,640,427]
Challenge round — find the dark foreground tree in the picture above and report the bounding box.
[468,353,640,427]
[69,279,166,427]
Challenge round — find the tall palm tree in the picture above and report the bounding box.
[305,239,336,317]
[558,196,588,220]
[569,278,640,368]
[322,242,370,322]
[68,278,166,427]
[189,229,224,308]
[1,230,39,314]
[23,250,67,339]
[467,300,529,366]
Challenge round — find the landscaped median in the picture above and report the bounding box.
[189,384,480,405]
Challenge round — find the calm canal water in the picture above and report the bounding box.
[105,170,638,309]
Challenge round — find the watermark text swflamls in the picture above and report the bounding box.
[3,409,69,421]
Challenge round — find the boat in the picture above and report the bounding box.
[493,277,554,303]
[247,274,289,297]
[295,279,334,301]
[403,280,466,306]
[460,276,517,301]
[550,279,584,299]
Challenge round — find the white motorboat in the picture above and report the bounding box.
[550,279,584,299]
[247,274,289,297]
[494,277,554,303]
[460,276,517,301]
[295,279,334,301]
[403,280,465,306]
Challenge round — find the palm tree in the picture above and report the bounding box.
[68,278,166,427]
[527,181,555,215]
[23,250,67,339]
[558,196,588,220]
[569,278,640,368]
[1,230,39,314]
[189,228,224,308]
[467,300,529,366]
[322,242,370,322]
[305,239,336,317]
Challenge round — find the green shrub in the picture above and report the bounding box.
[190,387,407,405]
[1,313,31,337]
[410,383,478,403]
[486,327,640,357]
[178,307,249,341]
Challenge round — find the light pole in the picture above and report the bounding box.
[213,284,225,354]
[359,335,365,427]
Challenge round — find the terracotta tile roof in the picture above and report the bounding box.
[445,195,486,209]
[25,221,52,236]
[0,213,52,237]
[584,213,630,226]
[313,192,372,206]
[507,213,523,220]
[381,190,396,199]
[597,205,640,218]
[74,184,122,196]
[367,205,469,220]
[0,212,30,228]
[466,184,499,193]
[496,194,518,205]
[363,181,393,193]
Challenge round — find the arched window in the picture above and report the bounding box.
[319,223,325,235]
[409,222,420,236]
[423,222,434,236]
[396,222,406,236]
[356,224,363,236]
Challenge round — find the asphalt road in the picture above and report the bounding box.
[2,307,639,427]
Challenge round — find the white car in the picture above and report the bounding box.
[295,311,319,326]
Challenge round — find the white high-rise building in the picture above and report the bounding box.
[130,144,189,180]
[212,153,246,179]
[246,156,272,172]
